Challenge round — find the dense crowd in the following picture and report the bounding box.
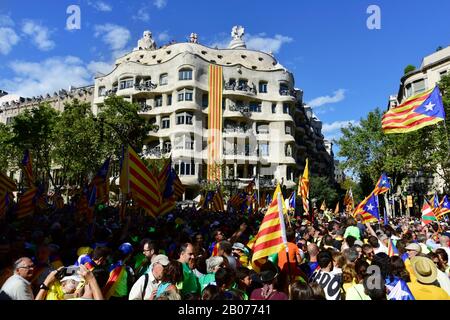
[0,203,449,300]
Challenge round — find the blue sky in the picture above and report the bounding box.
[1,0,450,143]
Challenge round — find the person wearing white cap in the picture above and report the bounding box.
[405,243,421,259]
[129,254,169,300]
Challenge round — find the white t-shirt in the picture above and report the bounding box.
[0,274,34,300]
[128,268,160,300]
[311,269,342,300]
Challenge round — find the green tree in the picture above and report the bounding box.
[309,175,339,208]
[10,103,59,184]
[0,123,19,172]
[97,96,153,156]
[404,65,416,74]
[53,99,105,187]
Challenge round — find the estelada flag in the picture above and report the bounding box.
[382,86,445,134]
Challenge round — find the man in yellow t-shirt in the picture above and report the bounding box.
[407,256,449,300]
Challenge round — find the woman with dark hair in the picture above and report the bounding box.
[289,281,313,300]
[345,259,371,300]
[388,256,410,283]
[151,260,183,300]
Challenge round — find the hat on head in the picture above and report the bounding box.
[354,240,364,247]
[151,254,169,266]
[405,243,421,253]
[118,242,133,255]
[410,256,437,284]
[379,234,388,242]
[232,242,245,251]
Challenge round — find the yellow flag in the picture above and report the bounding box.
[320,200,326,211]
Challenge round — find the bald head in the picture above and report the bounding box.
[14,257,34,281]
[307,243,319,257]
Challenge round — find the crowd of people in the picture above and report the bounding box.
[0,202,449,300]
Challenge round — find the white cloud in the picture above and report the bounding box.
[0,56,93,97]
[133,8,150,22]
[308,89,346,108]
[87,60,113,76]
[158,31,170,42]
[22,20,55,51]
[0,14,14,27]
[94,23,131,52]
[208,32,293,54]
[154,0,167,9]
[322,120,359,140]
[88,1,112,12]
[0,27,20,55]
[246,34,293,54]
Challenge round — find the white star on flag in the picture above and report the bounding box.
[366,203,374,212]
[382,179,387,185]
[387,280,412,300]
[445,202,449,207]
[424,102,435,111]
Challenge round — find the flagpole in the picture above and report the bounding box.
[277,189,292,286]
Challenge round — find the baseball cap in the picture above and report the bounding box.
[118,242,133,255]
[232,242,245,251]
[151,254,170,266]
[405,243,421,253]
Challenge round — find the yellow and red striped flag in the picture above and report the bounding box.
[207,64,223,181]
[21,149,35,188]
[382,86,445,134]
[251,184,287,269]
[120,146,161,217]
[16,187,38,219]
[211,189,225,212]
[298,159,309,215]
[0,172,17,193]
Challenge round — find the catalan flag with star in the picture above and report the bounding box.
[353,192,380,223]
[437,195,450,218]
[373,173,391,195]
[382,86,445,134]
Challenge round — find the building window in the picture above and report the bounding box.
[272,103,276,114]
[178,88,193,102]
[119,78,133,90]
[98,86,106,96]
[159,73,168,85]
[202,94,208,109]
[412,79,426,95]
[256,124,269,134]
[161,117,170,129]
[249,101,261,112]
[177,161,195,176]
[283,103,290,114]
[279,83,289,95]
[155,95,163,107]
[285,125,292,135]
[440,70,448,79]
[179,68,193,80]
[259,142,269,156]
[176,112,193,125]
[405,83,412,98]
[167,94,172,106]
[259,81,268,93]
[163,141,171,153]
[6,117,14,125]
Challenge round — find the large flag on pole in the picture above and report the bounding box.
[421,199,437,226]
[374,173,391,195]
[251,184,287,267]
[344,189,354,211]
[90,158,110,205]
[119,145,161,217]
[438,195,450,218]
[298,159,309,216]
[21,149,34,187]
[353,192,380,223]
[0,172,17,193]
[382,86,445,134]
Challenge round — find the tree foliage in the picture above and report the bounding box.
[309,175,339,208]
[337,74,450,194]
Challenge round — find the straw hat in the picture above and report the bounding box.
[410,256,437,284]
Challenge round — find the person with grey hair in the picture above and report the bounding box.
[343,247,359,265]
[198,256,224,292]
[0,257,35,300]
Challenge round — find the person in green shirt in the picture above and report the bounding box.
[177,243,200,297]
[344,217,361,240]
[199,256,224,291]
